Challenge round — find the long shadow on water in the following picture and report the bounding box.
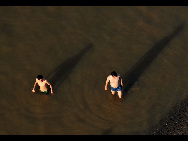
[122,23,185,98]
[102,24,185,135]
[47,43,93,93]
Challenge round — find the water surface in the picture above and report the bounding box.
[0,6,188,135]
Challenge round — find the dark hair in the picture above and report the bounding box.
[111,71,117,77]
[37,75,43,80]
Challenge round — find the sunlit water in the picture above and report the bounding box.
[0,6,188,135]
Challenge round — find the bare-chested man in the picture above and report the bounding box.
[105,71,123,99]
[32,75,53,95]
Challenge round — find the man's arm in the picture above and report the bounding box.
[105,76,110,90]
[46,80,53,94]
[121,78,123,86]
[32,81,37,92]
[118,75,123,87]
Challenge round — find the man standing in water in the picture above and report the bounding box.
[32,75,53,95]
[105,71,123,99]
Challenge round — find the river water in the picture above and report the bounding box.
[0,6,188,135]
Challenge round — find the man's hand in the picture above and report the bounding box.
[105,86,107,91]
[32,89,35,93]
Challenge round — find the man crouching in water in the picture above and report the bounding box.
[32,75,53,95]
[105,71,123,99]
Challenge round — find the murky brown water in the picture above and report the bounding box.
[0,6,188,135]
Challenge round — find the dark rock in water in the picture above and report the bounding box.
[150,96,188,135]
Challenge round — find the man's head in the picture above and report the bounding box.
[37,75,43,82]
[111,71,117,77]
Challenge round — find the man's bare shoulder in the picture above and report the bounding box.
[107,75,112,81]
[35,78,38,82]
[43,79,48,83]
[107,75,112,78]
[44,79,51,85]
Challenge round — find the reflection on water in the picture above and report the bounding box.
[0,6,188,135]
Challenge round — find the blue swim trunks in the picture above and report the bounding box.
[111,85,122,91]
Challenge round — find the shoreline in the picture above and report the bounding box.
[149,96,188,135]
